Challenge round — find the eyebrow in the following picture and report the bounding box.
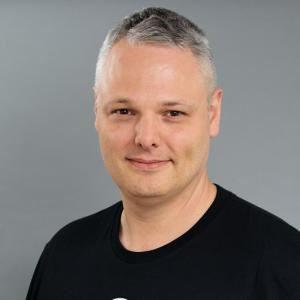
[104,98,193,108]
[161,100,188,106]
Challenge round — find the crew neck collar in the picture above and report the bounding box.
[110,183,230,264]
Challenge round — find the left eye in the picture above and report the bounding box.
[166,111,184,117]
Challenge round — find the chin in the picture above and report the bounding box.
[131,188,164,198]
[125,184,170,199]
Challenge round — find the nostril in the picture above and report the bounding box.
[134,132,160,149]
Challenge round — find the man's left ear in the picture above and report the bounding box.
[208,88,223,138]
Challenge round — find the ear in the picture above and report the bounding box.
[93,86,100,131]
[93,86,98,115]
[208,88,223,138]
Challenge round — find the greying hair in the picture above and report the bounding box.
[94,7,217,95]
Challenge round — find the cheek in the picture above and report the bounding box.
[99,124,131,157]
[168,122,209,162]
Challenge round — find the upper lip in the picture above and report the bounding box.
[127,157,170,163]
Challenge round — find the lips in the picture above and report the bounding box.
[126,157,171,170]
[127,158,170,163]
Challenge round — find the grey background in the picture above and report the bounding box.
[1,1,299,299]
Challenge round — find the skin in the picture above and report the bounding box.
[93,38,223,252]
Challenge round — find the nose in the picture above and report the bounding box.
[134,116,160,149]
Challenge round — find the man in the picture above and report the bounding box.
[26,7,300,299]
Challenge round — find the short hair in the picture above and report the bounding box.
[94,7,217,97]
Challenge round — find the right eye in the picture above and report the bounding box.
[111,108,133,115]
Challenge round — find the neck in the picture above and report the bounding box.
[119,173,216,252]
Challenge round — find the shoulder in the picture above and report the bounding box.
[218,184,299,238]
[218,185,300,297]
[46,201,122,249]
[216,184,299,261]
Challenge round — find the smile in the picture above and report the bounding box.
[126,159,170,170]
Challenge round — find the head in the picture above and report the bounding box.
[93,7,223,203]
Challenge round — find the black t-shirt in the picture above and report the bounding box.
[26,184,300,299]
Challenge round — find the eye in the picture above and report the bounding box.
[111,108,133,115]
[166,110,185,117]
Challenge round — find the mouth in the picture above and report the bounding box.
[126,158,171,170]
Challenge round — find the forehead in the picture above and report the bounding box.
[99,39,208,105]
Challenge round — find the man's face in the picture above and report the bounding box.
[94,39,222,202]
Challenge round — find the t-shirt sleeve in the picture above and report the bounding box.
[252,220,300,299]
[26,242,52,300]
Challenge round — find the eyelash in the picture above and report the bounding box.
[111,109,185,118]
